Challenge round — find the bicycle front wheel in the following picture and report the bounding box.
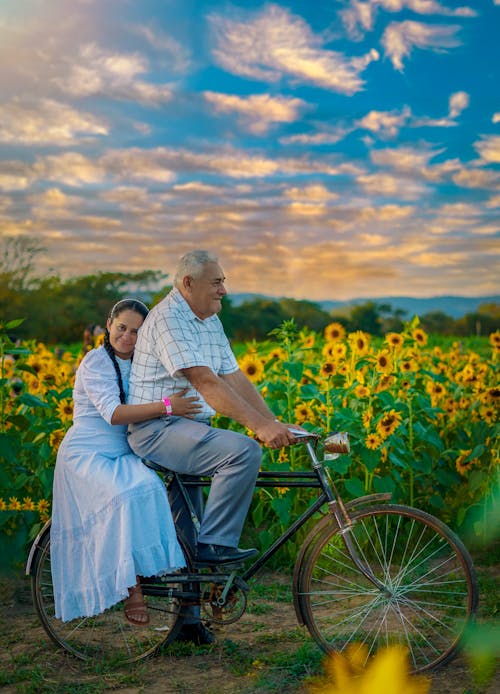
[295,504,478,673]
[32,528,184,664]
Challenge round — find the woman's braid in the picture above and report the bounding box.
[103,331,126,404]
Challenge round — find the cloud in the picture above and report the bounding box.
[413,90,470,127]
[493,113,500,123]
[54,43,174,105]
[33,152,106,187]
[284,184,339,202]
[0,98,108,146]
[452,167,500,189]
[448,91,469,118]
[356,107,411,137]
[280,127,351,145]
[370,145,435,169]
[474,134,500,164]
[209,4,379,94]
[381,20,462,70]
[0,160,34,190]
[132,25,191,74]
[203,92,307,134]
[356,172,429,199]
[341,0,476,39]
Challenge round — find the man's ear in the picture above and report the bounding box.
[182,275,192,291]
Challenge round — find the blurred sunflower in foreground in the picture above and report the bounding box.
[309,644,430,694]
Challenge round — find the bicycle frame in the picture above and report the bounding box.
[169,435,391,588]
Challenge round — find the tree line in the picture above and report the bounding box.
[1,237,498,344]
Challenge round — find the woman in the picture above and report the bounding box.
[51,299,201,625]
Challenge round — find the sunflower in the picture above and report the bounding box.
[0,357,14,378]
[0,499,6,511]
[332,343,347,360]
[385,332,404,350]
[56,363,75,387]
[376,409,402,439]
[49,428,66,450]
[426,381,447,400]
[294,402,314,424]
[400,355,418,373]
[278,449,289,464]
[361,408,373,429]
[266,347,286,362]
[316,643,430,694]
[479,405,497,424]
[365,432,383,450]
[22,497,36,511]
[37,499,51,520]
[239,354,264,383]
[56,398,74,423]
[338,363,349,376]
[301,333,316,349]
[354,384,370,398]
[8,497,22,511]
[480,387,500,405]
[348,331,370,355]
[27,376,45,395]
[412,328,428,346]
[324,322,346,342]
[489,330,500,351]
[376,374,395,392]
[455,450,478,476]
[26,355,44,374]
[320,361,336,377]
[275,487,290,497]
[375,349,393,374]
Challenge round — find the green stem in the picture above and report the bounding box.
[408,398,414,507]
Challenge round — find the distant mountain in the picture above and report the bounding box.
[229,294,500,320]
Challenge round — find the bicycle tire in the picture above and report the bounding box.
[31,525,184,664]
[294,504,478,673]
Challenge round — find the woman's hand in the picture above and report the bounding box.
[169,389,203,418]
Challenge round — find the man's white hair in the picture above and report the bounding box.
[173,250,219,288]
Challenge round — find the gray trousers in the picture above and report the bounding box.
[128,416,261,549]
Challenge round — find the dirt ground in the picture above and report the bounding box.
[1,570,498,694]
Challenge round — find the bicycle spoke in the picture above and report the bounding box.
[297,506,477,673]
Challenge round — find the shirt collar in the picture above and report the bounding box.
[170,286,204,323]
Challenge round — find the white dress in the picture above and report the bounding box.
[50,346,185,622]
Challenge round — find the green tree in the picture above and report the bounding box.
[420,311,456,335]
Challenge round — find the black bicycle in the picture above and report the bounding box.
[26,431,478,673]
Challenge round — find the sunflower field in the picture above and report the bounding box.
[0,316,498,570]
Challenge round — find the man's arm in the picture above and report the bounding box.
[182,366,296,449]
[220,369,274,419]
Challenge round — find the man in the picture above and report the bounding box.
[127,250,298,643]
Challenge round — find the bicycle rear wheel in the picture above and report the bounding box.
[295,504,478,673]
[32,528,184,664]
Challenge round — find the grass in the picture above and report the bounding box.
[1,567,499,693]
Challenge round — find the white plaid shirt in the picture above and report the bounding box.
[128,287,239,420]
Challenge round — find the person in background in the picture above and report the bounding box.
[82,323,104,354]
[51,299,201,626]
[127,250,301,644]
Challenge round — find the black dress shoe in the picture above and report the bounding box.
[195,543,258,566]
[176,622,215,645]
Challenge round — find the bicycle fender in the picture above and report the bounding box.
[345,492,391,510]
[25,518,51,576]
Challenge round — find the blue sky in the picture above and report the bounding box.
[0,0,499,301]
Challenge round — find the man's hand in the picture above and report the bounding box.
[255,420,298,449]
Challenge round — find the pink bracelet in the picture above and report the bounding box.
[162,397,173,416]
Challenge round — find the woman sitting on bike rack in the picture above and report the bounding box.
[50,299,201,627]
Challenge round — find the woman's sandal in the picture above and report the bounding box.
[124,584,150,627]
